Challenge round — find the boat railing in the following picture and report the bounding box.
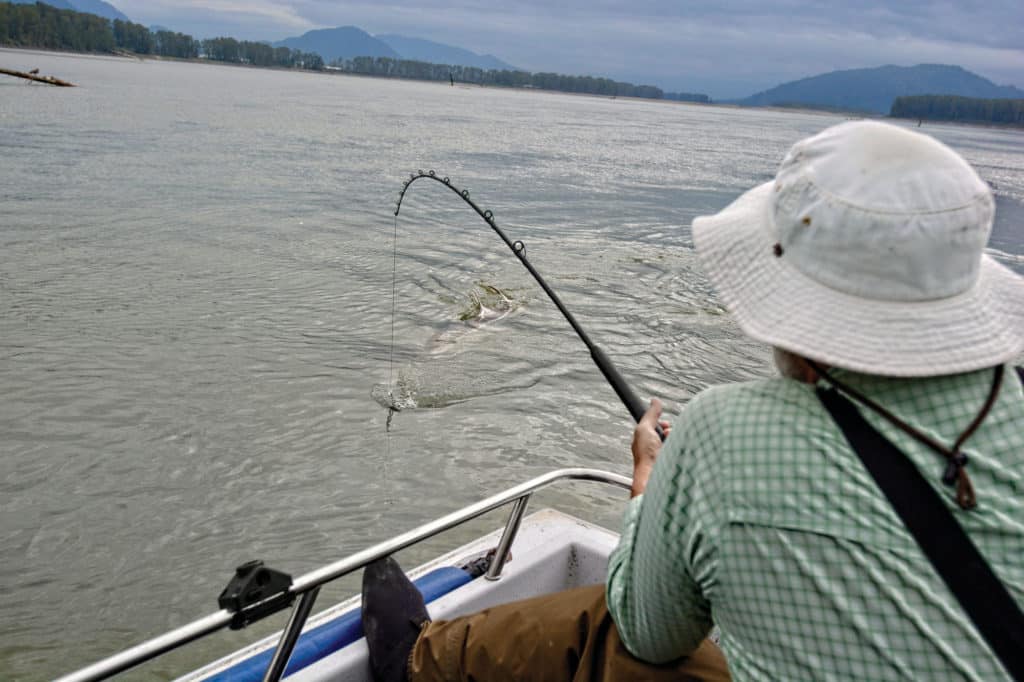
[57,467,631,682]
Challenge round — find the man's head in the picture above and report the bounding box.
[693,121,1023,377]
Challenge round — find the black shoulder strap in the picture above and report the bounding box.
[817,386,1024,680]
[1017,366,1024,384]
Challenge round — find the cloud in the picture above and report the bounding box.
[116,0,315,35]
[586,14,1024,97]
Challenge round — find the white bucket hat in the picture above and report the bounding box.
[692,120,1024,377]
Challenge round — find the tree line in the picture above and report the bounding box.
[199,36,322,69]
[664,91,711,103]
[333,56,708,102]
[1,1,113,52]
[0,2,323,69]
[891,95,1024,126]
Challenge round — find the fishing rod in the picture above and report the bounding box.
[394,170,663,440]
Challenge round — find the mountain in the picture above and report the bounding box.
[736,64,1024,114]
[275,26,518,71]
[67,0,127,21]
[376,34,516,71]
[9,0,128,20]
[274,26,398,63]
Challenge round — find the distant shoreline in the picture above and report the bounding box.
[4,45,1017,130]
[1,44,714,107]
[0,45,827,117]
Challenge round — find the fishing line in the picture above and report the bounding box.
[386,212,399,432]
[389,170,663,439]
[381,212,400,503]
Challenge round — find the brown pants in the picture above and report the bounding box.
[409,584,730,681]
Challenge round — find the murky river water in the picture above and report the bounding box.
[1,48,1022,680]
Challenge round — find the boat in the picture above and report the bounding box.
[57,468,631,682]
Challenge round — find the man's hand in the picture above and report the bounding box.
[631,399,670,497]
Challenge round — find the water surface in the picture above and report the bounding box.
[1,48,1022,680]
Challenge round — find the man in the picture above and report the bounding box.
[362,121,1024,680]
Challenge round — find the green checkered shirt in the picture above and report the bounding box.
[607,365,1024,680]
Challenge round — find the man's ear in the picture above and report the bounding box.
[773,347,824,384]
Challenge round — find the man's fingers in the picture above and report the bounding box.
[640,398,663,427]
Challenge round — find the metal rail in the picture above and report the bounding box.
[485,495,529,581]
[57,467,631,682]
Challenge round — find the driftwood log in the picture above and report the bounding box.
[0,67,76,86]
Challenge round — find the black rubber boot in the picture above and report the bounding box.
[361,556,430,682]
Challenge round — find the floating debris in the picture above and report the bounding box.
[0,67,76,87]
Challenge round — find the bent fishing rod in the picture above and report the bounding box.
[395,170,663,440]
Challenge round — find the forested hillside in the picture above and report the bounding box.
[1,1,112,51]
[0,2,324,68]
[738,64,1023,114]
[9,0,126,20]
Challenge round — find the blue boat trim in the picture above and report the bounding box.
[205,566,473,681]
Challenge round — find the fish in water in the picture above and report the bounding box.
[460,284,514,326]
[430,283,517,354]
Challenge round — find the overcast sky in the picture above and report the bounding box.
[113,0,1024,99]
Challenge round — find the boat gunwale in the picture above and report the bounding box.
[56,467,631,682]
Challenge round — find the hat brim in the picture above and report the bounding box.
[692,183,1024,377]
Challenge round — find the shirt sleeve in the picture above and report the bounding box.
[605,402,717,663]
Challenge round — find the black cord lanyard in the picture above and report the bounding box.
[809,363,1004,510]
[816,370,1024,680]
